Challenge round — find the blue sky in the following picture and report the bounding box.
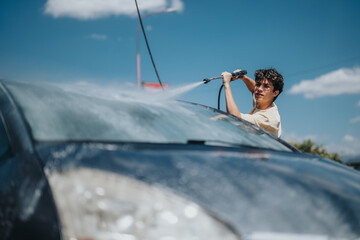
[1,0,360,157]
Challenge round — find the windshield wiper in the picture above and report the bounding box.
[186,139,260,149]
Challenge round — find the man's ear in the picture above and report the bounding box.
[273,90,279,98]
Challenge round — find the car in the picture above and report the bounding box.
[343,155,360,171]
[1,79,360,240]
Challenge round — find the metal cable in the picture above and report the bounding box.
[134,0,164,89]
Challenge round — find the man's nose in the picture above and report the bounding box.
[257,85,264,91]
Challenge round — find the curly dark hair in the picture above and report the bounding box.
[254,68,284,101]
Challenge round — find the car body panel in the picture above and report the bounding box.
[37,142,360,237]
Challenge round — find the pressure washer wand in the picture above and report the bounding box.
[203,70,247,84]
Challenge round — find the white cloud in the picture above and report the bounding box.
[44,0,184,20]
[170,0,184,11]
[318,135,360,157]
[283,132,328,144]
[350,116,360,123]
[343,134,357,143]
[90,33,108,40]
[288,67,360,99]
[147,25,154,31]
[336,134,360,156]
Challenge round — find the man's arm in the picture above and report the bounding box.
[222,72,241,118]
[241,75,256,93]
[233,69,256,93]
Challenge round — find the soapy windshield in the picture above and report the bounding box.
[6,81,291,152]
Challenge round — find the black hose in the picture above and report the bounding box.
[134,0,164,89]
[217,84,224,110]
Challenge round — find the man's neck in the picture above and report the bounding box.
[256,101,273,110]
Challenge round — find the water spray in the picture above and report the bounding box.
[203,70,247,84]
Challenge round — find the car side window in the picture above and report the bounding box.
[0,115,10,158]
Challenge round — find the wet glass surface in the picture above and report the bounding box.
[6,81,290,152]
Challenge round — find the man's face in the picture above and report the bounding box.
[254,79,279,104]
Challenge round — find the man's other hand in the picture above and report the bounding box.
[221,72,232,86]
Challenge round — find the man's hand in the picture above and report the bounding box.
[233,69,246,80]
[221,72,232,87]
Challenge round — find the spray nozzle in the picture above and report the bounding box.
[203,78,213,84]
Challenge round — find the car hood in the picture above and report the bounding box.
[36,142,360,238]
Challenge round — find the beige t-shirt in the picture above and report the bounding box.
[241,102,282,138]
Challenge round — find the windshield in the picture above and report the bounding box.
[6,81,291,152]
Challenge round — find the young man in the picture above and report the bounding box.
[221,68,284,137]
